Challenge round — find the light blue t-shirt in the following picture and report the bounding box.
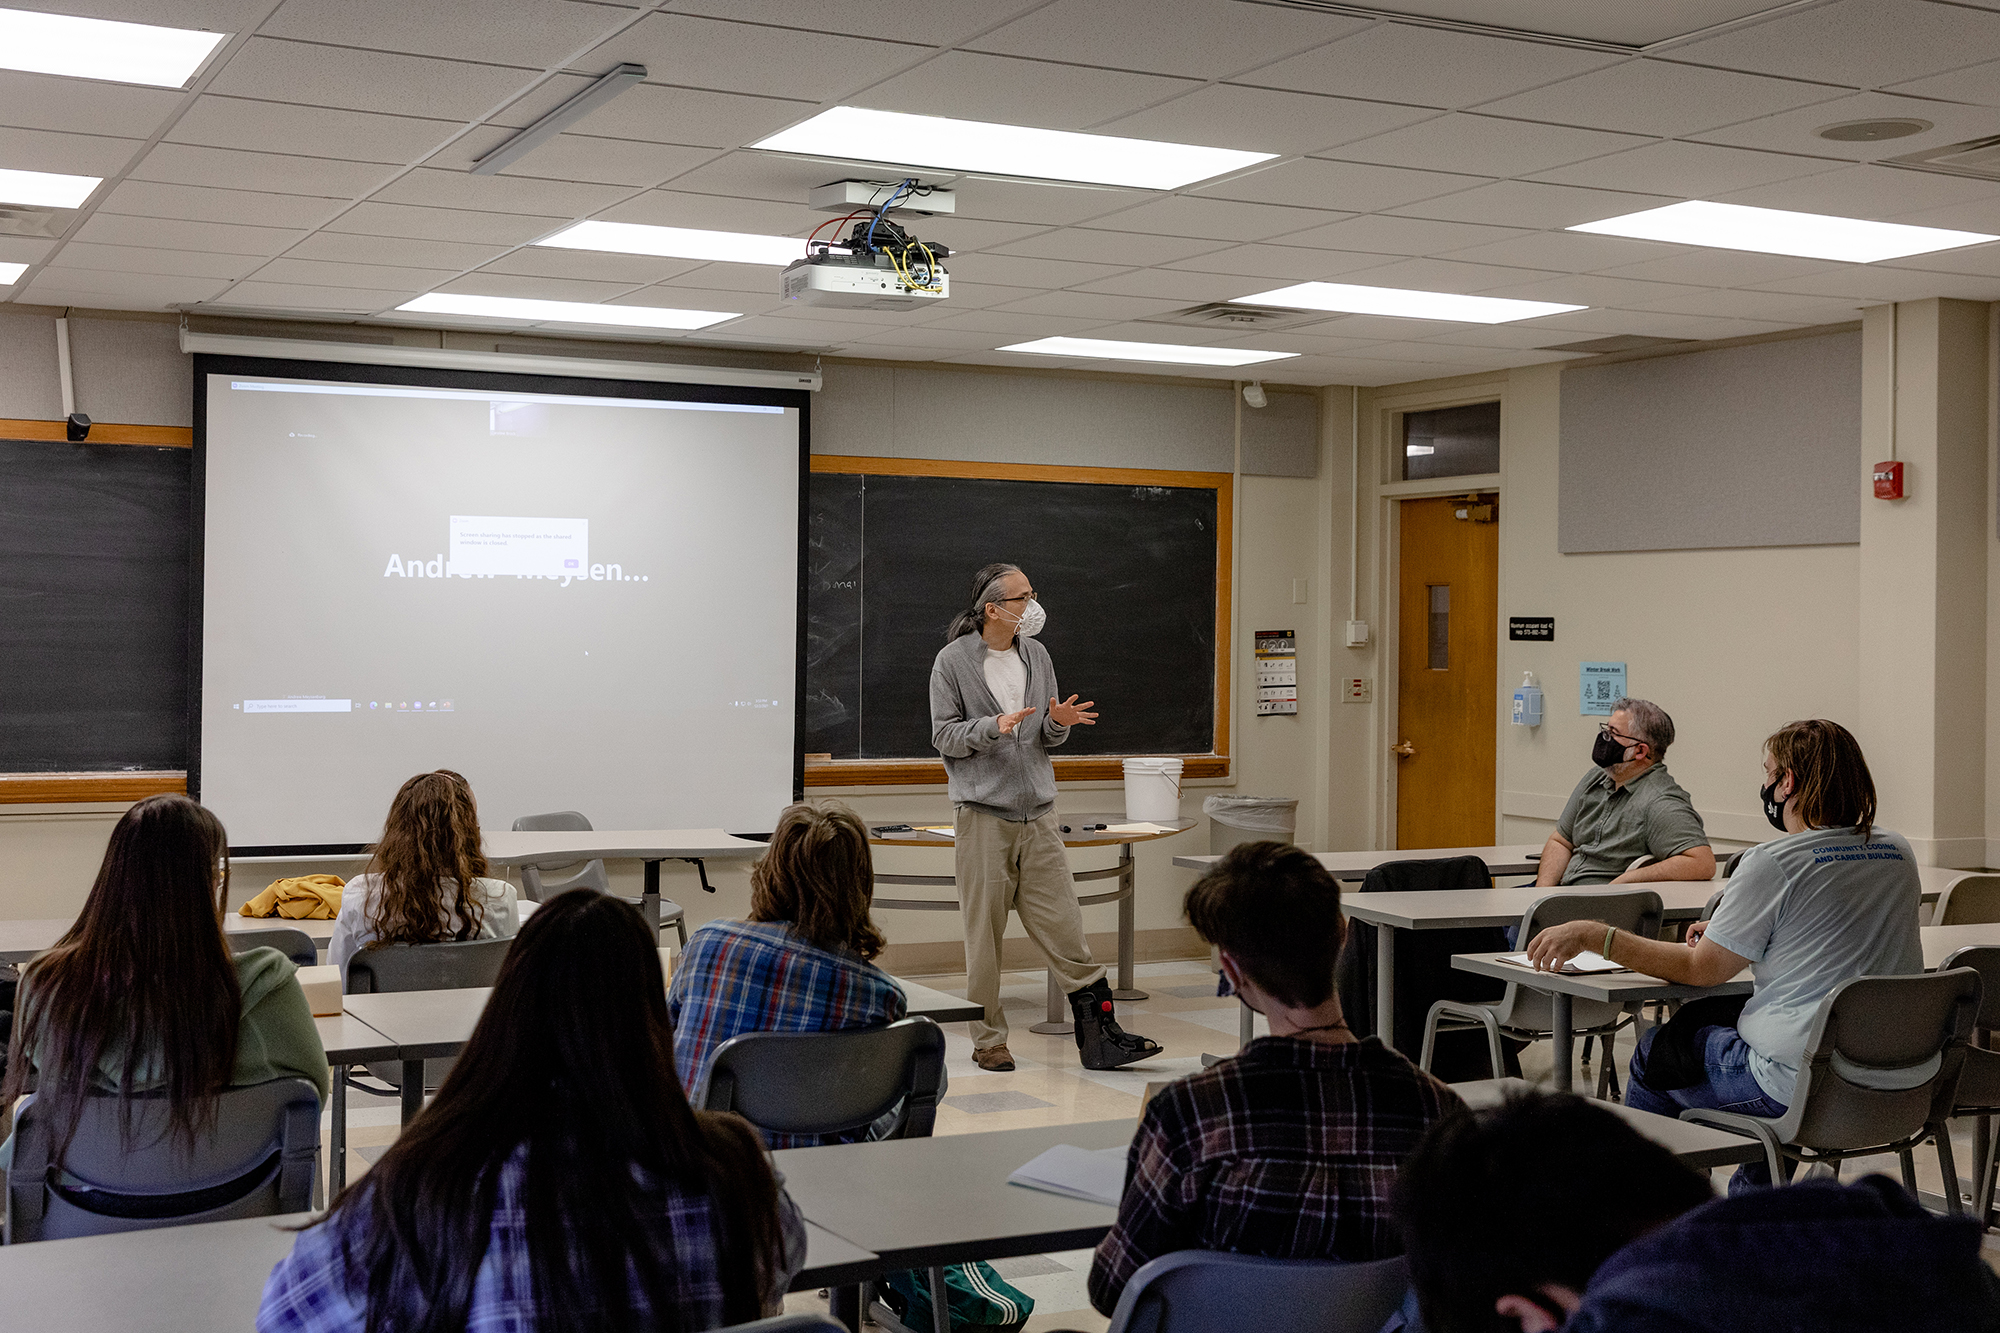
[1704,827,1923,1105]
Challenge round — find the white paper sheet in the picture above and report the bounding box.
[1007,1144,1127,1206]
[1495,950,1626,975]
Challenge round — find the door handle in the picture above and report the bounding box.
[1391,740,1415,758]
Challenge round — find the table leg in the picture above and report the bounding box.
[1112,842,1147,1001]
[1031,969,1074,1035]
[401,1060,425,1125]
[330,1064,347,1196]
[642,858,662,938]
[1376,924,1397,1051]
[829,1285,863,1333]
[1552,991,1574,1094]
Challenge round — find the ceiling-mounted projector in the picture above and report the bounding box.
[783,177,951,310]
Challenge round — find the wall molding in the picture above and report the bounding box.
[0,772,184,805]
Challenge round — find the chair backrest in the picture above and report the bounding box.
[1699,887,1726,923]
[229,927,318,968]
[1784,968,1980,1151]
[1105,1252,1408,1333]
[1496,890,1664,1033]
[5,1077,320,1242]
[510,811,610,902]
[1941,946,2000,1031]
[1358,856,1491,894]
[345,935,513,994]
[1934,875,2000,926]
[1722,849,1748,878]
[701,1018,946,1141]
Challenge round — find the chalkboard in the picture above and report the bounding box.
[804,462,1225,762]
[0,437,191,772]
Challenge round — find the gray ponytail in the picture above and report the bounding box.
[947,563,1022,641]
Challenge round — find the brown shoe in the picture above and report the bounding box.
[974,1044,1016,1071]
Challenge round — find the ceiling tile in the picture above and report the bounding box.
[613,14,924,102]
[0,125,140,177]
[72,212,307,256]
[1617,287,1866,322]
[1594,249,1840,287]
[682,313,840,345]
[1243,24,1619,111]
[1887,57,2000,107]
[207,280,413,312]
[23,1,273,28]
[432,130,715,188]
[286,232,509,270]
[1668,0,2000,89]
[476,245,705,285]
[1289,312,1486,340]
[855,52,1198,131]
[901,217,1048,252]
[262,0,625,67]
[1691,92,2000,165]
[990,229,1228,266]
[920,309,1107,337]
[987,289,1187,319]
[370,167,628,218]
[1433,228,1688,272]
[50,242,257,279]
[840,326,1008,351]
[650,261,793,295]
[98,179,344,228]
[1068,267,1291,304]
[1388,179,1673,227]
[1544,310,1796,340]
[204,37,539,121]
[1096,85,1436,156]
[131,143,392,197]
[1875,195,2000,231]
[595,190,808,233]
[1416,323,1595,350]
[1269,213,1529,256]
[1716,163,2000,219]
[1529,140,1843,197]
[1750,265,2000,301]
[615,284,769,315]
[1476,271,1711,307]
[967,0,1358,80]
[1878,241,2000,277]
[253,257,463,290]
[1196,157,1482,212]
[25,270,230,307]
[1474,58,1843,137]
[327,201,567,245]
[1163,242,1400,281]
[0,70,184,139]
[642,150,851,207]
[440,271,643,302]
[1324,255,1569,293]
[935,177,1142,227]
[490,81,816,150]
[1329,113,1648,178]
[1076,195,1342,241]
[664,0,1042,45]
[943,252,1133,288]
[167,97,458,166]
[0,236,53,265]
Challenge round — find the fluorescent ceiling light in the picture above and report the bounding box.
[754,106,1277,191]
[0,261,25,285]
[998,336,1298,367]
[1237,282,1585,324]
[536,220,806,267]
[0,6,228,88]
[1569,200,1999,263]
[395,293,738,331]
[0,167,100,209]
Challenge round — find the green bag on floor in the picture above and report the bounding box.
[879,1262,1034,1333]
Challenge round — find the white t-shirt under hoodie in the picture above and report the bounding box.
[984,645,1028,716]
[329,872,520,987]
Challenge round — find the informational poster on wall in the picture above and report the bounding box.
[1255,629,1298,716]
[1580,661,1627,716]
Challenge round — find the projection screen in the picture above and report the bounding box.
[194,355,806,852]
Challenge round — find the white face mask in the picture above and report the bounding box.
[1011,598,1046,637]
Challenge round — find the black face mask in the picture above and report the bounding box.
[1760,776,1789,831]
[1592,731,1633,769]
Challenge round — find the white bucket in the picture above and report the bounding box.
[1123,757,1185,823]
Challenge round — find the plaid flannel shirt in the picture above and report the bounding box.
[1088,1036,1464,1315]
[667,918,907,1148]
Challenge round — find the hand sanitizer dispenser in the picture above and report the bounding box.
[1512,672,1543,727]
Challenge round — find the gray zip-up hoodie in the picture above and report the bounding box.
[929,630,1070,821]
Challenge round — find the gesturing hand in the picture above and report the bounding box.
[1049,694,1098,727]
[995,706,1038,735]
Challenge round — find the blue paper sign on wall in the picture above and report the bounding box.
[1580,661,1626,716]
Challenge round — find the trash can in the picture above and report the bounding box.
[1202,795,1299,855]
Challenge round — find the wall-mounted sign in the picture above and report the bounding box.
[1580,661,1627,716]
[1509,616,1554,642]
[1255,629,1298,716]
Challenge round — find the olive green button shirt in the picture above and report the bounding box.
[1554,763,1709,885]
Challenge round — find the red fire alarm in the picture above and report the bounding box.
[1872,460,1904,500]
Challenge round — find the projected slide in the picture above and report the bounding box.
[199,368,803,849]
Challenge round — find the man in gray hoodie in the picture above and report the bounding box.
[930,562,1161,1072]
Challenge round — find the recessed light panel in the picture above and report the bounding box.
[0,261,25,285]
[753,106,1277,191]
[396,294,738,331]
[536,220,806,267]
[0,167,100,210]
[0,6,228,88]
[999,337,1298,366]
[1569,200,1998,263]
[1236,283,1585,325]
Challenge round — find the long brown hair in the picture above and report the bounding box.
[1766,719,1878,843]
[363,770,490,947]
[326,890,787,1333]
[1,794,240,1154]
[750,802,886,960]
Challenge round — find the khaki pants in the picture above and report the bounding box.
[955,807,1105,1050]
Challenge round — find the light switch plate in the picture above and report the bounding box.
[1343,677,1372,704]
[1292,578,1308,604]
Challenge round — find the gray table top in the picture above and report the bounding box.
[315,1011,400,1065]
[774,1119,1134,1270]
[1172,844,1544,876]
[0,913,337,964]
[1342,881,1725,931]
[1451,1079,1761,1169]
[875,814,1195,850]
[482,829,768,867]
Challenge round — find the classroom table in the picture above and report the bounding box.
[481,828,769,938]
[315,1010,402,1195]
[1451,1078,1763,1169]
[0,912,339,965]
[0,1208,878,1328]
[870,815,1196,1032]
[1170,843,1545,878]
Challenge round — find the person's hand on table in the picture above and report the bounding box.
[1523,919,1606,972]
[1684,921,1708,947]
[1049,694,1098,727]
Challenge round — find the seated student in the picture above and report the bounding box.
[667,801,907,1139]
[260,889,805,1332]
[1526,719,1921,1190]
[1394,1089,2000,1333]
[1,794,328,1167]
[329,769,520,982]
[1087,842,1463,1316]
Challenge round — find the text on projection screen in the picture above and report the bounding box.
[200,374,800,847]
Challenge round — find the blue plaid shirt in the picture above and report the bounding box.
[667,919,907,1148]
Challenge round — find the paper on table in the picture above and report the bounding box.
[1007,1144,1127,1206]
[1102,822,1177,835]
[1496,950,1626,975]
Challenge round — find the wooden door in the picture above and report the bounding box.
[1394,494,1498,848]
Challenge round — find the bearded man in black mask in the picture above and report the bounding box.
[1534,697,1715,888]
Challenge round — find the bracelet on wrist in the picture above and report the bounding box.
[1602,924,1617,960]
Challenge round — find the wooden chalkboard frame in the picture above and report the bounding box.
[802,455,1232,788]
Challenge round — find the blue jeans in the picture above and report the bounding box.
[1627,1022,1789,1193]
